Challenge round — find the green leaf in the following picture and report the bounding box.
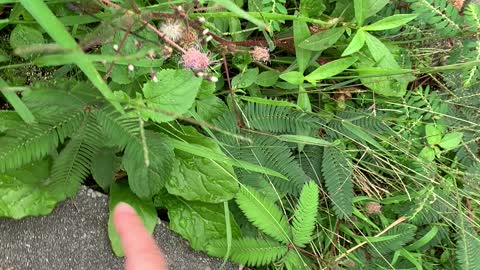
[0,78,35,124]
[213,0,270,32]
[342,29,366,56]
[196,95,227,122]
[122,131,175,199]
[236,186,292,243]
[19,0,122,112]
[91,147,119,191]
[207,237,288,266]
[164,194,241,251]
[166,127,239,203]
[298,27,345,51]
[365,32,399,68]
[419,147,435,163]
[240,97,301,110]
[425,123,444,146]
[280,71,304,85]
[354,0,367,26]
[439,132,463,150]
[142,69,203,123]
[363,14,418,31]
[0,111,23,132]
[0,159,58,219]
[166,138,288,180]
[108,182,157,257]
[294,15,312,73]
[255,71,279,87]
[292,182,319,247]
[232,68,259,89]
[365,0,389,18]
[9,24,44,58]
[304,57,357,84]
[277,134,331,146]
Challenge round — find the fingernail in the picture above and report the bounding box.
[115,202,135,214]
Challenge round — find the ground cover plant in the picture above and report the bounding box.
[0,0,479,269]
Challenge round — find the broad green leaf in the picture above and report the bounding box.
[298,27,345,51]
[304,57,357,84]
[91,147,119,191]
[365,33,399,68]
[0,48,9,63]
[300,0,326,17]
[419,147,435,163]
[196,95,227,122]
[342,29,366,56]
[363,14,418,31]
[232,68,259,89]
[142,69,203,123]
[108,182,157,257]
[255,70,279,87]
[354,0,367,26]
[280,71,304,85]
[9,24,44,58]
[365,0,389,18]
[439,132,463,150]
[277,134,331,146]
[240,97,301,109]
[297,85,311,112]
[122,131,175,199]
[0,159,58,219]
[197,80,217,99]
[164,194,241,251]
[293,15,312,73]
[166,127,239,203]
[425,123,444,146]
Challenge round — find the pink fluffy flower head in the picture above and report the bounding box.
[182,47,210,70]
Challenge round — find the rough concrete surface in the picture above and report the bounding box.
[0,186,237,270]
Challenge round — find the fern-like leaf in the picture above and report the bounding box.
[368,223,417,256]
[407,0,462,36]
[244,102,321,134]
[94,107,140,148]
[236,186,292,244]
[0,109,85,173]
[47,113,102,200]
[207,237,288,266]
[292,181,319,247]
[455,214,480,270]
[322,146,353,219]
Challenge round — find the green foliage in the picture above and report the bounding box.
[322,146,354,219]
[1,0,479,269]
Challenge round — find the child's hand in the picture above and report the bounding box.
[114,202,168,270]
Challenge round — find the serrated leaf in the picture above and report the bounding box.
[439,132,463,150]
[0,159,58,219]
[91,147,119,191]
[142,69,202,123]
[168,156,238,203]
[298,27,345,51]
[292,181,319,247]
[164,194,241,251]
[236,186,292,243]
[304,57,357,84]
[196,95,227,122]
[122,131,175,199]
[107,182,157,257]
[342,29,366,56]
[363,14,418,31]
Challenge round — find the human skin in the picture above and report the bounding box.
[113,202,168,270]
